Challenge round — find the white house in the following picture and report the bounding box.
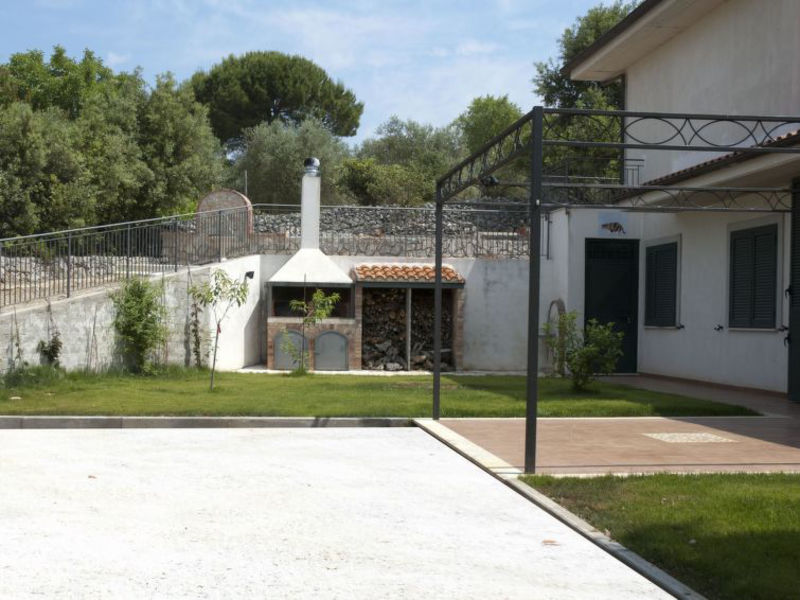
[538,0,800,395]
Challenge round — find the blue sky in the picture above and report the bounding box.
[2,0,601,144]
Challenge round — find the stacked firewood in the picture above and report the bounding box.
[361,288,453,371]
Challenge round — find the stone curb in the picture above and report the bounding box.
[414,418,708,600]
[0,416,411,429]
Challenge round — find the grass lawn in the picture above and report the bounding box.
[0,370,755,417]
[522,473,800,600]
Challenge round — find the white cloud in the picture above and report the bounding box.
[455,40,500,56]
[106,51,130,67]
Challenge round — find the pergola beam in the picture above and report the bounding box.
[433,106,800,474]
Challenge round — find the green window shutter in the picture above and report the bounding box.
[645,242,678,327]
[729,225,777,329]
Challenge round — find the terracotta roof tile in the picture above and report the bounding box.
[644,128,800,187]
[353,263,464,284]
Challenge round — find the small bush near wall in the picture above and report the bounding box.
[111,278,167,374]
[544,311,623,391]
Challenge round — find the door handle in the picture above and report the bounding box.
[785,334,791,347]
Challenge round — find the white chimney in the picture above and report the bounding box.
[268,157,353,286]
[300,157,321,249]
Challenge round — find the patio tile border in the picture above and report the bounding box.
[414,418,707,600]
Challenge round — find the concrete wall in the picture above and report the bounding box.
[0,256,265,375]
[1,251,534,374]
[210,255,262,371]
[624,0,800,181]
[326,255,531,372]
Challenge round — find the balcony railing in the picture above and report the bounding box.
[0,203,530,308]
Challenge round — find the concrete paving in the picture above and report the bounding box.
[0,428,670,599]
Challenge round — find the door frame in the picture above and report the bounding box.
[584,238,640,373]
[790,180,800,401]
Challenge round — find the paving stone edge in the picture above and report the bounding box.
[0,416,412,429]
[414,418,708,600]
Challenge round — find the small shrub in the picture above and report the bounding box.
[37,331,63,367]
[566,319,624,391]
[111,278,167,374]
[543,310,623,391]
[3,364,65,388]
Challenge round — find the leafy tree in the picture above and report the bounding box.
[230,117,350,205]
[455,95,524,155]
[0,46,114,117]
[533,1,635,110]
[533,2,636,188]
[282,288,340,375]
[453,95,527,196]
[0,47,225,232]
[189,269,249,390]
[137,74,223,218]
[340,116,462,206]
[337,158,429,207]
[191,51,363,144]
[0,102,95,235]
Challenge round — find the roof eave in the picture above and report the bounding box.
[564,0,723,83]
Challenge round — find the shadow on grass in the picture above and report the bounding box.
[612,524,798,600]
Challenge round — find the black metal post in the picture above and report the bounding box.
[525,106,544,474]
[173,218,179,272]
[218,210,223,263]
[66,232,72,298]
[789,179,800,402]
[433,186,443,420]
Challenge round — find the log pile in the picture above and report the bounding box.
[361,287,453,371]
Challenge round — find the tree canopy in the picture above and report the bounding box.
[532,2,636,183]
[191,51,364,144]
[338,116,462,206]
[229,118,350,206]
[533,1,636,110]
[0,47,224,235]
[455,94,524,155]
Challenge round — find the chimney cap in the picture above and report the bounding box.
[303,157,320,176]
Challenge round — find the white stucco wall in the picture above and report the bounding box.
[637,212,790,392]
[540,208,790,392]
[209,255,263,371]
[624,0,800,181]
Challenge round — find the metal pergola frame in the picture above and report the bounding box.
[433,106,800,473]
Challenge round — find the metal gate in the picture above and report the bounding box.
[314,331,348,371]
[274,331,307,370]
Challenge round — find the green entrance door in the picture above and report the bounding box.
[585,239,639,373]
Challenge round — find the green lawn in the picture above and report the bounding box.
[0,370,756,417]
[522,473,800,600]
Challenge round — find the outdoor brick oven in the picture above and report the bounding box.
[265,158,464,371]
[266,158,357,370]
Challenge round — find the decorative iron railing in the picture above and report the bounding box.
[0,203,529,308]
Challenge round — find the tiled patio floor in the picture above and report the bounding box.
[441,376,800,475]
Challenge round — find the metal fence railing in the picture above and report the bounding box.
[0,203,530,308]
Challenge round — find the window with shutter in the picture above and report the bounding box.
[645,242,678,327]
[729,225,777,329]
